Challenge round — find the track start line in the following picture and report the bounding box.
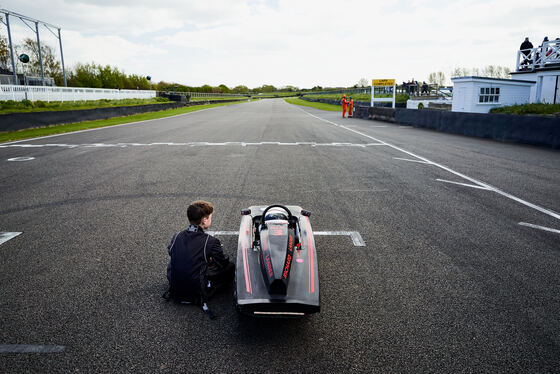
[207,231,366,247]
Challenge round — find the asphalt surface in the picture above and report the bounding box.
[1,99,559,373]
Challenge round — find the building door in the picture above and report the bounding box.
[555,75,559,104]
[457,87,466,111]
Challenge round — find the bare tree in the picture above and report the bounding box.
[427,71,446,86]
[357,78,369,87]
[451,65,511,79]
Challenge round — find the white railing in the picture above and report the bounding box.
[516,40,560,71]
[163,91,249,98]
[0,84,156,102]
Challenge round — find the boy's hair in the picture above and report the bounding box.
[187,200,214,225]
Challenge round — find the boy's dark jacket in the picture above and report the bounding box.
[167,225,230,302]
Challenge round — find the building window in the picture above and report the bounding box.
[479,87,500,103]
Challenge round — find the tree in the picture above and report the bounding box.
[261,84,276,93]
[128,74,150,90]
[232,85,249,94]
[0,33,10,70]
[450,65,511,79]
[69,62,101,88]
[281,85,299,92]
[357,78,369,88]
[427,71,446,86]
[19,37,63,85]
[217,84,231,93]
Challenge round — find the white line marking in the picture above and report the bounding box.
[436,179,492,190]
[313,231,366,246]
[0,232,22,245]
[299,108,560,221]
[207,231,239,235]
[0,344,65,353]
[0,142,383,149]
[518,222,560,234]
[207,230,366,246]
[393,157,431,164]
[7,157,35,161]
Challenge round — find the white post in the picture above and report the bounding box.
[392,84,396,108]
[370,85,374,107]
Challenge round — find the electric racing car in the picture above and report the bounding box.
[235,205,320,317]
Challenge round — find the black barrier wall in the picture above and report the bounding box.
[351,106,560,149]
[0,99,248,132]
[395,108,560,149]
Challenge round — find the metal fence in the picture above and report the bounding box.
[0,84,156,102]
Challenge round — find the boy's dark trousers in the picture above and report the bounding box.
[206,261,235,296]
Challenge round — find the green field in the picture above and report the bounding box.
[0,101,244,143]
[0,97,170,114]
[284,98,341,111]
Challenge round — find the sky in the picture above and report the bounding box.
[1,0,558,88]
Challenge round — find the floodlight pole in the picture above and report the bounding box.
[35,21,45,85]
[57,28,67,86]
[5,13,18,85]
[1,8,66,87]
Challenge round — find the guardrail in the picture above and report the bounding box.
[0,84,156,102]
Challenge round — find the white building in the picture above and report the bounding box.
[451,77,534,113]
[452,38,560,113]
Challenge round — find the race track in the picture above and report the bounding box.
[1,99,559,372]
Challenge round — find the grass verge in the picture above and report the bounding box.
[489,103,560,115]
[0,101,242,143]
[284,98,341,111]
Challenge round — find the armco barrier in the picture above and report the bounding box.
[0,99,247,132]
[352,106,560,149]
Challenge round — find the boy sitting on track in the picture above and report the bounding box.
[165,200,234,319]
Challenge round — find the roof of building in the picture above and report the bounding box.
[451,76,536,84]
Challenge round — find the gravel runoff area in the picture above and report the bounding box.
[1,99,559,372]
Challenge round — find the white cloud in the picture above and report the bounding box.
[1,0,559,87]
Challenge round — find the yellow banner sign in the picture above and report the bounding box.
[372,79,395,87]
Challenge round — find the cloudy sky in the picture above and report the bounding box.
[1,0,558,88]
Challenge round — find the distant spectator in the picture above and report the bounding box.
[421,81,428,95]
[520,37,533,68]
